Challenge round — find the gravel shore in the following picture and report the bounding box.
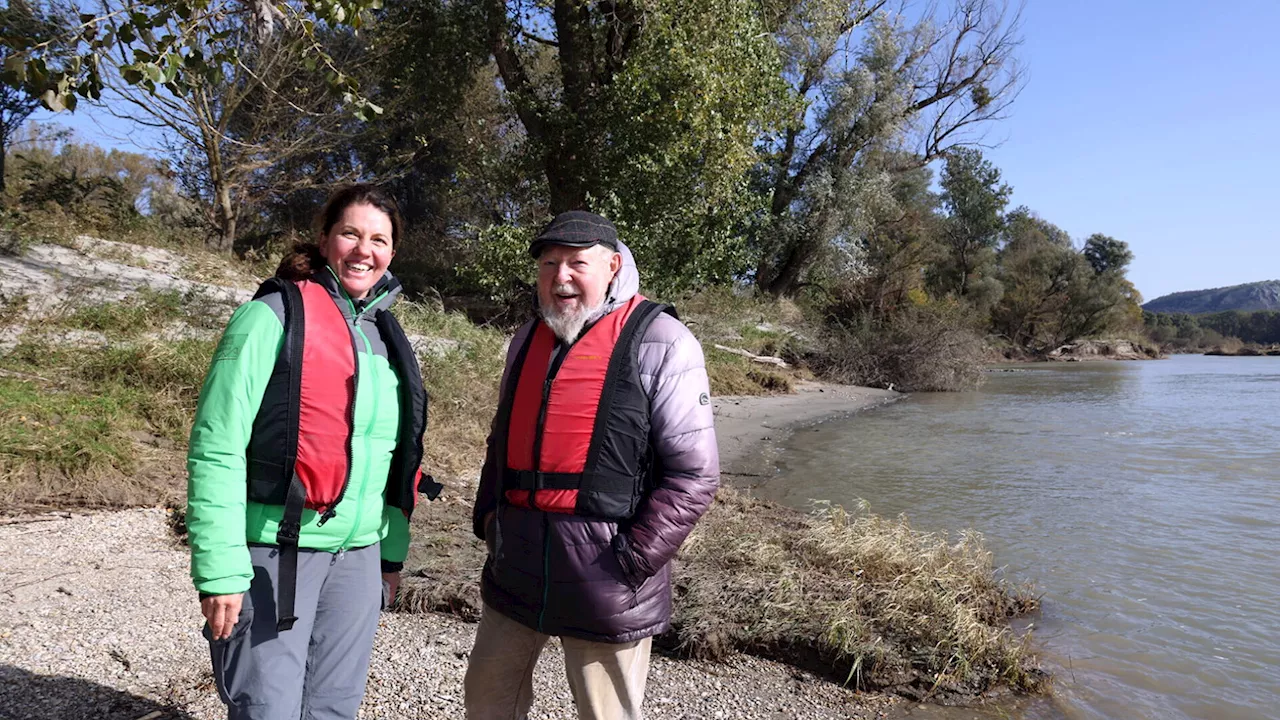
[0,384,903,719]
[0,509,898,720]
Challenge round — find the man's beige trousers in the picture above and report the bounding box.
[464,603,652,720]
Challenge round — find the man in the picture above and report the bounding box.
[466,211,719,720]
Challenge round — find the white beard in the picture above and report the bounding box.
[540,295,609,343]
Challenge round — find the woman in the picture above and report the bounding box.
[186,184,438,719]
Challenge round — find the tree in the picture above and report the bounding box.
[990,207,1076,350]
[483,0,789,290]
[95,2,364,251]
[1053,234,1140,346]
[1082,233,1133,275]
[754,0,1023,296]
[0,0,64,193]
[929,146,1010,309]
[836,158,943,319]
[1,0,384,118]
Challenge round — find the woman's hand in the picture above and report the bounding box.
[201,593,245,641]
[382,572,401,607]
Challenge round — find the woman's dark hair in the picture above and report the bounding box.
[275,183,404,280]
[316,183,403,245]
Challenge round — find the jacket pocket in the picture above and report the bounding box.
[610,532,644,591]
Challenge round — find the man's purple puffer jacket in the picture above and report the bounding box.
[471,242,720,643]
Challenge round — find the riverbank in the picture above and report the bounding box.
[400,380,1042,704]
[0,507,906,720]
[0,380,1042,718]
[992,338,1163,363]
[0,236,1042,716]
[0,384,902,719]
[715,381,901,480]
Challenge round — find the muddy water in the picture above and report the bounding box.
[756,355,1280,720]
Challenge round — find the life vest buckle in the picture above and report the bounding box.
[276,519,302,544]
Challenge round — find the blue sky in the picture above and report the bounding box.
[979,0,1279,301]
[32,0,1279,301]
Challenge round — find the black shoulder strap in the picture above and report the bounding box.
[377,309,442,511]
[484,321,539,549]
[256,277,308,632]
[579,300,670,488]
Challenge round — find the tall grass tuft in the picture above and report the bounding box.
[669,486,1044,698]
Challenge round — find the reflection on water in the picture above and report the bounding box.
[758,356,1280,720]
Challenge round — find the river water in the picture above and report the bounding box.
[756,355,1280,720]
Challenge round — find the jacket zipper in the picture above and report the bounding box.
[533,337,575,631]
[317,286,390,536]
[537,512,550,633]
[529,340,574,508]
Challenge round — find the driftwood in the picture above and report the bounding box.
[712,344,790,369]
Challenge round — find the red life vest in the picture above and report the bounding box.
[499,296,673,519]
[245,274,440,632]
[246,276,437,517]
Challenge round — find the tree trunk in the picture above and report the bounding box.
[546,147,589,213]
[759,236,820,296]
[0,132,7,196]
[202,129,236,252]
[212,183,236,252]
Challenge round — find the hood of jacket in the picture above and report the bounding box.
[603,240,641,310]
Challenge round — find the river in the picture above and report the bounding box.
[756,355,1280,720]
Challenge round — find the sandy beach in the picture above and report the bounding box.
[0,383,903,720]
[714,382,901,481]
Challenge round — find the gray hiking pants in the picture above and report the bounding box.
[203,543,382,720]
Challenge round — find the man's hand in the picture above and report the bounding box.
[483,510,496,556]
[382,571,401,606]
[201,593,244,641]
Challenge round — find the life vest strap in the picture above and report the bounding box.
[503,467,646,496]
[504,468,582,491]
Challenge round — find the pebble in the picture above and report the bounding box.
[0,509,898,719]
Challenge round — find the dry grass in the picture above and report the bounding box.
[0,317,213,510]
[395,482,1046,701]
[704,350,795,395]
[394,301,509,479]
[666,486,1043,699]
[397,493,486,622]
[676,287,814,396]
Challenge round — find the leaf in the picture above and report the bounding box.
[164,53,183,83]
[41,88,65,112]
[3,55,27,85]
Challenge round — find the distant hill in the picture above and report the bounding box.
[1143,280,1280,314]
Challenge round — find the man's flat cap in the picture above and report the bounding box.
[529,210,619,257]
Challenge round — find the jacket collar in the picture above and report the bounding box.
[314,265,402,319]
